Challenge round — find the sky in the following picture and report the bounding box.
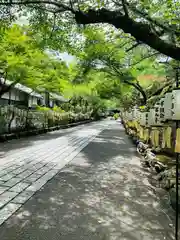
[56,52,75,63]
[46,50,76,66]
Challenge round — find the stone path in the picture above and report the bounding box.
[0,120,110,226]
[0,120,177,239]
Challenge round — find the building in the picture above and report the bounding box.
[0,79,68,109]
[41,92,68,108]
[0,79,43,109]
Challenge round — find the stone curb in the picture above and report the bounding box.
[0,119,94,142]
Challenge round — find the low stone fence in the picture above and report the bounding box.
[0,105,94,140]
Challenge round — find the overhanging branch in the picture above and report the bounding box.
[126,3,180,36]
[1,1,180,61]
[0,1,76,13]
[123,79,147,104]
[49,13,57,38]
[74,9,180,61]
[121,0,128,16]
[129,52,160,67]
[126,41,142,52]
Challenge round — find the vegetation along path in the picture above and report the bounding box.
[0,120,177,240]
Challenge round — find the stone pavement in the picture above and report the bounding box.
[0,120,177,240]
[0,120,110,226]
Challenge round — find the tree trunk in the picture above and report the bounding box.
[8,108,15,134]
[123,80,147,105]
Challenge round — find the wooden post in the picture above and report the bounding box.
[175,65,180,240]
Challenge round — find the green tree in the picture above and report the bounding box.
[0,24,70,98]
[70,27,163,104]
[0,1,180,60]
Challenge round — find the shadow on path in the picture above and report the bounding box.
[0,123,175,240]
[0,124,86,158]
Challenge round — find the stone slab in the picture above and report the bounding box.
[0,191,19,208]
[3,177,22,188]
[0,203,21,225]
[0,186,9,195]
[10,182,30,193]
[12,191,35,204]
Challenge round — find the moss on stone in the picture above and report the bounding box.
[156,154,173,165]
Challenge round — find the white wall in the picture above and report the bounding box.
[1,87,40,108]
[28,96,38,107]
[1,88,26,101]
[1,91,9,100]
[41,93,46,106]
[49,99,54,108]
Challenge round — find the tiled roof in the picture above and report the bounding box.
[50,92,68,102]
[0,78,43,98]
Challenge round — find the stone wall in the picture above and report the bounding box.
[0,105,93,135]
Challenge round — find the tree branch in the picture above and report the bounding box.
[126,41,142,52]
[100,57,147,104]
[31,5,59,14]
[123,79,147,104]
[49,13,57,38]
[129,52,160,67]
[121,0,128,17]
[0,1,76,13]
[74,9,180,61]
[1,2,179,61]
[148,80,174,99]
[126,3,180,36]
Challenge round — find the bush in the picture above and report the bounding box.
[113,113,119,120]
[52,106,65,113]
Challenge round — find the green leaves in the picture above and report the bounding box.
[0,24,71,97]
[0,8,172,111]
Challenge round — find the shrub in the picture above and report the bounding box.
[113,113,119,120]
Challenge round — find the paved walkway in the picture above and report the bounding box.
[0,120,177,239]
